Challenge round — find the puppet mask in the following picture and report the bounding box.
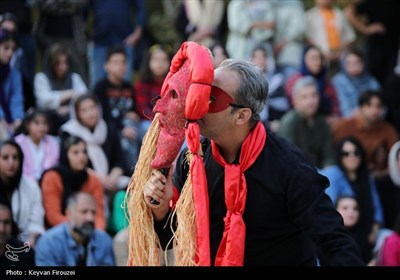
[151,61,191,169]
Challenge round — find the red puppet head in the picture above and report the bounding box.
[151,61,190,169]
[150,42,214,170]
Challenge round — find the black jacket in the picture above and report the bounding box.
[156,130,363,266]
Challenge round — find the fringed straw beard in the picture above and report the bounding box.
[171,152,197,266]
[126,113,162,266]
[126,113,201,266]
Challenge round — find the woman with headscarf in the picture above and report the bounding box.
[60,93,129,192]
[332,48,381,118]
[286,45,340,124]
[40,135,105,230]
[320,136,384,263]
[0,140,45,246]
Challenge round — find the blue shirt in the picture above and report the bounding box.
[0,67,24,122]
[35,223,115,266]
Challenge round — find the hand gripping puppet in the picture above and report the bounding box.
[126,41,214,266]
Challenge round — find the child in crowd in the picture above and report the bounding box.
[93,46,141,170]
[14,109,59,182]
[336,196,360,229]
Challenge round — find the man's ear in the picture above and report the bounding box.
[235,108,252,126]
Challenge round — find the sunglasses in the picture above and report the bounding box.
[341,150,360,157]
[208,86,246,113]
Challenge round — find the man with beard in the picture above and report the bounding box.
[35,192,114,266]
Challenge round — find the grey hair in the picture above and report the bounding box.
[292,76,318,97]
[66,192,96,211]
[218,59,269,126]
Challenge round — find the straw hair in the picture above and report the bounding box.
[171,153,198,266]
[126,113,162,266]
[126,113,202,266]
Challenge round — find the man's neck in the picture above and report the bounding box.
[217,126,252,164]
[107,75,123,86]
[360,116,375,128]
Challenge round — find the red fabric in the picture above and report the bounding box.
[208,86,234,113]
[151,62,190,169]
[211,122,267,266]
[154,42,214,265]
[170,186,180,208]
[174,42,214,266]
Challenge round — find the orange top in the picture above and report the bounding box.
[41,170,106,230]
[321,8,341,51]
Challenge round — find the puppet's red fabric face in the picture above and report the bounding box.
[151,61,191,169]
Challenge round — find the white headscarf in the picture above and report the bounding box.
[388,141,400,187]
[61,95,109,175]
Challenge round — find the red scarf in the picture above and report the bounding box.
[207,121,267,266]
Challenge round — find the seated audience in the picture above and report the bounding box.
[0,140,45,246]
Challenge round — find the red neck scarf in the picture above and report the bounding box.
[209,121,267,266]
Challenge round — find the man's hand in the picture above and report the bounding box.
[143,166,174,221]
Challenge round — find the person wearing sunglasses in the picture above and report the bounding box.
[136,44,363,266]
[320,136,384,264]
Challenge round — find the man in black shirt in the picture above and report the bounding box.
[142,57,364,266]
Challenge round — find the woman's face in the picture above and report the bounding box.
[345,54,364,77]
[0,144,20,179]
[67,142,88,172]
[336,197,359,228]
[212,45,228,68]
[27,115,49,143]
[77,99,100,129]
[251,49,267,72]
[149,49,170,79]
[304,48,323,75]
[54,54,69,78]
[341,141,361,173]
[0,40,16,64]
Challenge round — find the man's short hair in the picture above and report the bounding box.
[293,76,318,97]
[358,90,384,107]
[105,45,127,62]
[66,192,96,211]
